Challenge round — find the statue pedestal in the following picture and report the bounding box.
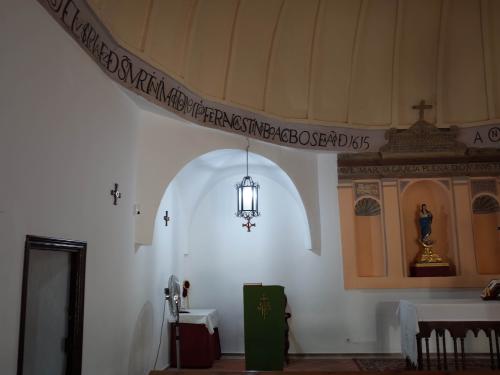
[410,241,456,277]
[410,263,456,277]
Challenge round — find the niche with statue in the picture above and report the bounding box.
[400,179,456,277]
[338,174,500,288]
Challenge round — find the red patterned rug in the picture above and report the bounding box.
[354,357,495,372]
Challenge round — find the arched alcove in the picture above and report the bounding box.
[400,180,456,274]
[472,194,500,274]
[353,197,386,277]
[134,120,322,252]
[151,149,318,353]
[155,149,312,253]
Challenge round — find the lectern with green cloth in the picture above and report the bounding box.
[243,285,285,371]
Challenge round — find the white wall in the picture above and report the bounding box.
[134,109,322,251]
[184,165,311,353]
[0,1,168,374]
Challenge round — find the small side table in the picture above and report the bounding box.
[169,309,221,368]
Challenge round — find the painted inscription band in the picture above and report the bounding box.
[38,0,500,152]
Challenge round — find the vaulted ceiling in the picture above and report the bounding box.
[87,0,500,129]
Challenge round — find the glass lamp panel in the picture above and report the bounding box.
[237,187,242,212]
[253,186,258,212]
[242,186,253,211]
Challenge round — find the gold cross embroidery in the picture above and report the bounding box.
[257,294,271,319]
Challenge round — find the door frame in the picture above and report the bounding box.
[17,235,86,375]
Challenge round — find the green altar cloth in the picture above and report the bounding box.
[243,285,285,371]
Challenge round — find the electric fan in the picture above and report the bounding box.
[166,275,181,322]
[165,275,181,368]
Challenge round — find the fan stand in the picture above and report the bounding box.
[174,302,181,369]
[166,275,182,370]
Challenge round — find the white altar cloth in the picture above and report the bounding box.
[398,299,500,365]
[178,309,219,334]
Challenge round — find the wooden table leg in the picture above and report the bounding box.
[416,334,423,371]
[489,330,495,370]
[435,331,441,370]
[441,330,448,370]
[425,337,431,370]
[495,329,500,369]
[460,337,466,370]
[453,337,459,371]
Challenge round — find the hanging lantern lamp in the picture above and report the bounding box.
[236,142,260,232]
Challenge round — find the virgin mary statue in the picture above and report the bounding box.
[419,204,433,244]
[412,203,451,271]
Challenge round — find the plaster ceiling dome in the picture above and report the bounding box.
[88,0,500,129]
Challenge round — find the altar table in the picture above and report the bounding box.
[399,300,500,370]
[169,309,221,368]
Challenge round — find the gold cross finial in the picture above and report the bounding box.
[412,100,433,122]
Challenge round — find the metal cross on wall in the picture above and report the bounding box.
[412,100,433,122]
[110,183,121,205]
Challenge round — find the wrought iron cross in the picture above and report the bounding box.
[412,100,433,121]
[242,217,256,232]
[110,183,121,205]
[163,211,170,226]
